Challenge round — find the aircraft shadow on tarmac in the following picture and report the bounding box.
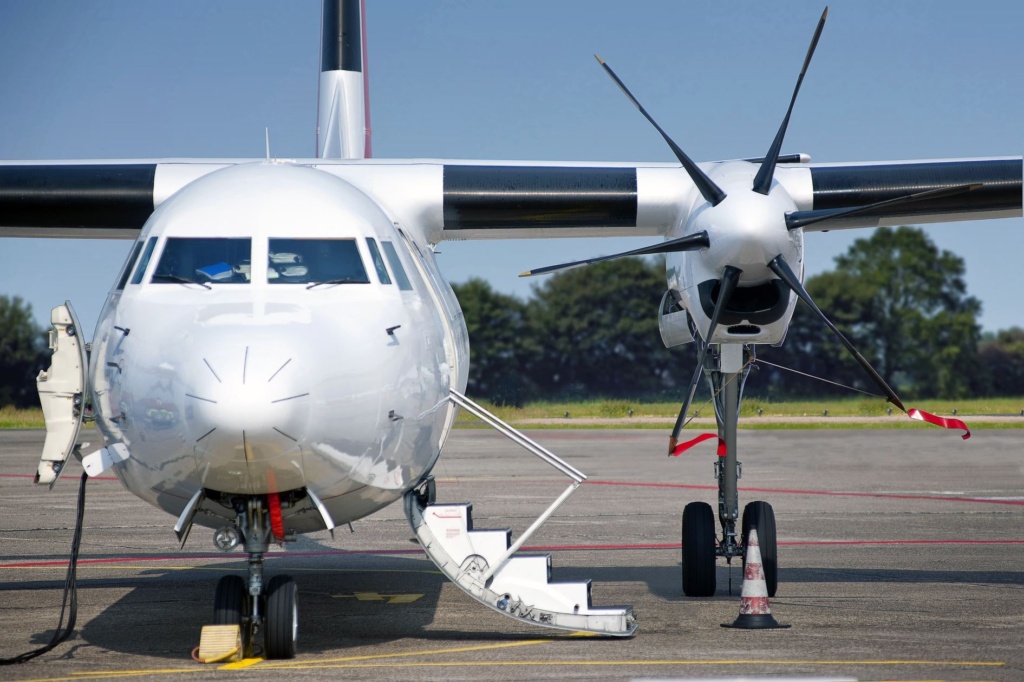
[554,563,1024,602]
[7,539,1024,660]
[5,534,552,661]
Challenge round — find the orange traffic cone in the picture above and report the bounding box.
[722,529,789,629]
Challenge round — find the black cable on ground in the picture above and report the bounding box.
[1,471,88,666]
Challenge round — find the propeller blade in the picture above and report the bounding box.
[743,153,810,165]
[596,55,727,207]
[668,266,742,454]
[520,231,710,278]
[751,7,828,196]
[785,183,983,231]
[767,254,906,412]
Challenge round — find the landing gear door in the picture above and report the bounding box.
[36,301,89,488]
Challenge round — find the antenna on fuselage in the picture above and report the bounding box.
[265,127,272,161]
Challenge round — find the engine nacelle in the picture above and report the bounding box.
[658,290,694,348]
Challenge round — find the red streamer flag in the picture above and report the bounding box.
[908,408,971,440]
[670,433,726,457]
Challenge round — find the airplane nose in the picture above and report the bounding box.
[183,327,313,494]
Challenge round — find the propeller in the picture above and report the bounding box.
[751,7,829,196]
[520,231,709,278]
[537,7,968,449]
[668,265,742,454]
[595,55,727,207]
[785,183,982,231]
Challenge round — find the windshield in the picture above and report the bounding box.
[269,238,369,285]
[152,237,252,284]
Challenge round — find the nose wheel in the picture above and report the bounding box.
[209,495,299,659]
[681,501,717,596]
[741,500,777,597]
[264,575,298,659]
[213,575,246,627]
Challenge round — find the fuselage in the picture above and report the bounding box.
[89,162,469,533]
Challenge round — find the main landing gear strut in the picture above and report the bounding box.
[681,343,778,598]
[212,496,297,659]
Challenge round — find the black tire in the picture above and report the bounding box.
[681,501,717,597]
[264,575,298,659]
[741,500,778,597]
[213,575,246,626]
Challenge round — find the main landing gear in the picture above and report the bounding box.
[680,343,778,598]
[211,496,298,659]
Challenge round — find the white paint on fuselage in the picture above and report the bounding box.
[89,163,468,533]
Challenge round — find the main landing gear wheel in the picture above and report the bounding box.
[682,501,717,597]
[264,575,298,659]
[213,575,246,626]
[741,500,778,597]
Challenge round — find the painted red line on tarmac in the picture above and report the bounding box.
[6,539,1023,570]
[780,539,1024,546]
[0,473,118,481]
[585,480,1024,506]
[0,548,423,569]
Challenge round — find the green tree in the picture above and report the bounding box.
[0,296,49,408]
[451,278,536,406]
[525,257,684,397]
[758,227,983,399]
[979,327,1024,396]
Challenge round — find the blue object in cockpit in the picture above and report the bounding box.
[196,262,233,282]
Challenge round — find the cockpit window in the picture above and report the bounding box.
[116,240,145,290]
[365,238,392,285]
[152,237,251,284]
[268,238,369,285]
[380,241,413,291]
[129,237,158,285]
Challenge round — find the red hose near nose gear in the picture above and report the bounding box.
[267,491,285,542]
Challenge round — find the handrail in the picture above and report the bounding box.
[449,389,586,482]
[448,389,586,582]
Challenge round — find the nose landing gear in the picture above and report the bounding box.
[680,344,779,599]
[211,496,298,659]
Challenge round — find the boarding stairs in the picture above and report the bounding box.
[404,390,637,636]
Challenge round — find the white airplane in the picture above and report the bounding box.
[1,0,1021,661]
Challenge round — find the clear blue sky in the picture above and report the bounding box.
[0,1,1021,336]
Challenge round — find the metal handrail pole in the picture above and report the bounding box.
[455,398,582,480]
[450,390,586,481]
[450,391,582,478]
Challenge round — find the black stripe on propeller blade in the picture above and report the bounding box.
[752,7,828,196]
[669,265,742,452]
[520,231,710,278]
[596,56,727,207]
[767,254,906,412]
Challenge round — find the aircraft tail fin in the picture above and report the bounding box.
[317,0,371,159]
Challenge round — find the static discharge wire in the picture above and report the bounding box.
[0,471,88,665]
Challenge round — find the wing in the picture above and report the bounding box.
[2,157,1019,241]
[797,158,1022,231]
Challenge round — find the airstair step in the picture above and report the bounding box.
[421,503,511,565]
[405,493,636,636]
[490,567,592,614]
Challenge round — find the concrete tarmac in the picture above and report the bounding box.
[1,428,1022,681]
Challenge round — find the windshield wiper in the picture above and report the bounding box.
[151,273,212,289]
[306,277,365,290]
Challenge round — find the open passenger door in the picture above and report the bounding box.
[35,301,89,488]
